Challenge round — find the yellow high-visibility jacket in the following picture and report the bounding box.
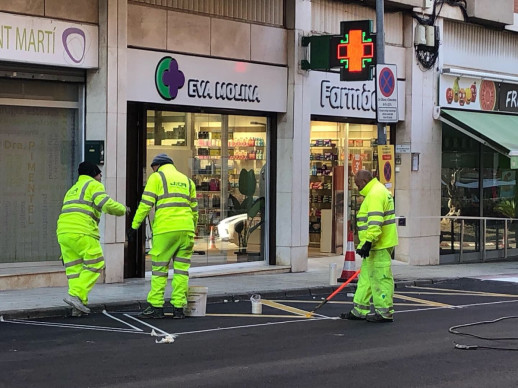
[357,178,398,250]
[57,175,126,239]
[132,164,198,234]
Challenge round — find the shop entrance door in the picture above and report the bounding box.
[125,102,146,278]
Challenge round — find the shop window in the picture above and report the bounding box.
[145,111,267,266]
[307,121,391,254]
[440,125,518,256]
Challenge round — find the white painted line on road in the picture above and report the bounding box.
[124,313,172,337]
[395,293,452,308]
[103,310,143,331]
[0,318,148,335]
[407,285,518,298]
[206,313,307,318]
[396,298,518,314]
[170,316,333,337]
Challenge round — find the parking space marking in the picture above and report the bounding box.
[396,298,518,314]
[124,313,172,337]
[261,299,311,317]
[206,313,308,319]
[406,286,518,298]
[170,316,332,337]
[5,286,518,342]
[103,311,143,331]
[0,316,147,335]
[275,299,422,307]
[394,293,452,308]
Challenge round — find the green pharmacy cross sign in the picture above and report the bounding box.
[301,20,377,82]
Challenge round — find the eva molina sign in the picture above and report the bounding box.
[127,48,286,112]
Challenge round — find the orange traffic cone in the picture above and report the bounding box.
[209,226,216,249]
[338,230,357,283]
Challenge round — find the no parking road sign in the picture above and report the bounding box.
[376,64,398,123]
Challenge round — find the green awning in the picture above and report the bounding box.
[440,109,518,159]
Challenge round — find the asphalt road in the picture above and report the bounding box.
[2,278,518,388]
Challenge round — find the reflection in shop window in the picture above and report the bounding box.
[147,111,188,147]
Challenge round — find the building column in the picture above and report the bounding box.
[394,15,441,265]
[276,0,312,272]
[86,0,128,282]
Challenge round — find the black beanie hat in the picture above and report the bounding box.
[78,161,102,178]
[151,153,174,167]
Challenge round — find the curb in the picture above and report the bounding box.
[0,279,439,320]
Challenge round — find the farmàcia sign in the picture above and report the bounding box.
[0,12,98,69]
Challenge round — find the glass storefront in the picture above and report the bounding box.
[145,110,268,267]
[309,121,390,255]
[441,124,518,259]
[0,78,82,264]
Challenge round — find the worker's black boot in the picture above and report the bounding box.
[172,307,185,319]
[139,305,165,319]
[340,310,365,320]
[366,312,393,323]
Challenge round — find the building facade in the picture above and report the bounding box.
[1,0,518,290]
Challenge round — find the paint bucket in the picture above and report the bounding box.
[250,294,262,314]
[184,286,208,317]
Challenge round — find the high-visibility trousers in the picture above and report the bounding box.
[147,231,194,308]
[351,248,394,319]
[57,233,104,305]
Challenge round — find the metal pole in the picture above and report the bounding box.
[482,218,487,262]
[504,219,508,259]
[464,221,468,264]
[376,0,386,145]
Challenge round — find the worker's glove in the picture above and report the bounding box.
[356,241,372,259]
[126,228,137,242]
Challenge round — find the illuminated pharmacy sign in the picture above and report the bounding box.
[330,20,376,82]
[301,20,376,82]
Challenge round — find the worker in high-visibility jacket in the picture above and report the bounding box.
[129,154,198,319]
[342,169,398,323]
[57,161,128,316]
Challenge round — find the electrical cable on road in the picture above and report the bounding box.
[449,316,518,351]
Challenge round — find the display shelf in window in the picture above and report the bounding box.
[310,139,336,147]
[229,137,265,147]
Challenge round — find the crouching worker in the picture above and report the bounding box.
[342,169,398,323]
[57,161,128,317]
[128,154,198,319]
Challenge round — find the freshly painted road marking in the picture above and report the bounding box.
[103,310,143,331]
[396,298,518,314]
[206,313,308,319]
[4,288,518,340]
[170,316,332,337]
[407,285,518,298]
[0,317,146,335]
[261,299,312,316]
[274,299,422,307]
[125,313,171,337]
[394,293,452,308]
